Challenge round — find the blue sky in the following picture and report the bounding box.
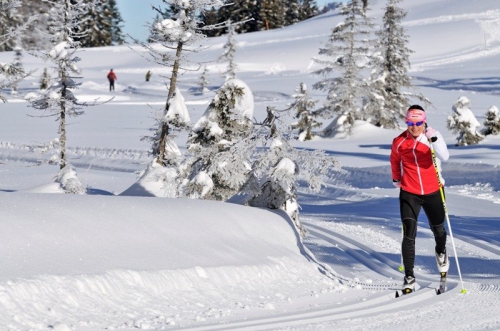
[117,0,334,42]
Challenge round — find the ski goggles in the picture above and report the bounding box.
[406,120,424,127]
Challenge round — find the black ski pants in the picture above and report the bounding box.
[399,189,447,278]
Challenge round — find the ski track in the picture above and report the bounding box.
[2,144,500,330]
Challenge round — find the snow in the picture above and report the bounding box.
[1,0,500,330]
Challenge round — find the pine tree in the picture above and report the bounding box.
[249,108,302,234]
[79,0,112,47]
[299,0,319,21]
[290,83,321,141]
[107,0,125,45]
[39,67,51,90]
[365,0,428,129]
[218,21,239,80]
[139,0,230,169]
[10,45,23,94]
[17,0,51,51]
[198,65,210,95]
[24,0,100,194]
[482,105,500,136]
[0,0,32,102]
[447,96,484,146]
[313,0,376,137]
[244,106,337,237]
[260,0,285,30]
[184,78,254,200]
[217,0,260,35]
[285,0,300,26]
[0,5,22,52]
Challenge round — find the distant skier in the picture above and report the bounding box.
[107,69,117,91]
[390,105,450,293]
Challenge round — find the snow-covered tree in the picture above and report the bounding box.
[24,0,99,194]
[10,45,23,94]
[365,0,428,129]
[218,20,238,80]
[39,67,51,90]
[17,0,51,51]
[0,1,24,52]
[184,78,254,200]
[138,0,229,169]
[0,0,34,102]
[198,65,210,95]
[244,106,338,237]
[447,96,484,146]
[482,105,500,136]
[313,0,376,137]
[290,82,321,141]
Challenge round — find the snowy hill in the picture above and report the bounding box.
[1,0,500,330]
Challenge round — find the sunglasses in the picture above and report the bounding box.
[406,121,424,127]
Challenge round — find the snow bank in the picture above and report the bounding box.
[0,192,334,328]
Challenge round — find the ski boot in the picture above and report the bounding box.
[403,275,416,295]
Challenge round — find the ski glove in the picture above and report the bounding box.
[392,179,401,188]
[425,126,437,141]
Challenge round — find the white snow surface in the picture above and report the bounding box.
[1,0,500,330]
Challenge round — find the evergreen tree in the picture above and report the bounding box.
[147,14,164,43]
[447,96,484,146]
[285,0,300,26]
[482,105,500,136]
[0,0,32,102]
[139,0,230,170]
[39,67,51,90]
[0,4,23,52]
[24,0,99,194]
[365,0,428,129]
[290,83,321,141]
[218,21,239,80]
[77,0,124,47]
[184,78,254,200]
[17,0,52,51]
[198,65,210,95]
[79,0,112,47]
[244,106,337,237]
[313,0,376,137]
[299,0,319,21]
[10,45,23,94]
[215,0,260,35]
[260,0,285,30]
[107,0,125,45]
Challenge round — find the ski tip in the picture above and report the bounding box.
[395,291,400,298]
[436,288,442,295]
[398,265,404,272]
[461,288,467,294]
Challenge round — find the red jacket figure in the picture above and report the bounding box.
[107,69,117,91]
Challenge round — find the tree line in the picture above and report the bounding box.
[0,0,125,52]
[1,0,344,51]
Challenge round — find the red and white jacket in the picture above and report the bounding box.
[390,130,449,195]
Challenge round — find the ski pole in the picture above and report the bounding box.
[428,136,467,294]
[399,227,404,273]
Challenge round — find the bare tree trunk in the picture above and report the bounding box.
[60,86,67,170]
[156,40,183,165]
